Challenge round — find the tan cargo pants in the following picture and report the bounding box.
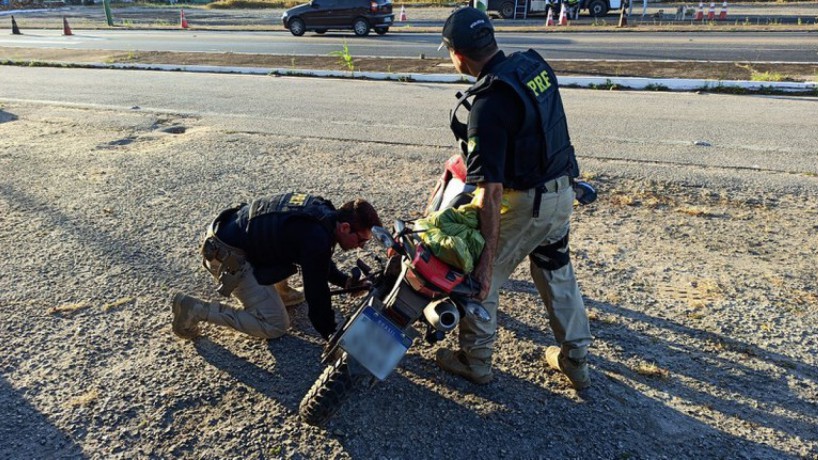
[202,257,290,339]
[459,176,592,362]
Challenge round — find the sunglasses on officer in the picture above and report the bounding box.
[352,229,371,248]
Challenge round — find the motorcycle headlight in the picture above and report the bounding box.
[372,226,396,250]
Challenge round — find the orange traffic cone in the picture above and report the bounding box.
[180,9,189,29]
[694,1,704,20]
[11,15,22,35]
[557,5,568,25]
[545,8,555,26]
[399,5,407,22]
[718,0,727,20]
[62,16,73,36]
[706,1,715,20]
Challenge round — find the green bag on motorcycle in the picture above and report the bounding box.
[416,204,485,274]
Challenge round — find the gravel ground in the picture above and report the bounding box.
[0,101,816,459]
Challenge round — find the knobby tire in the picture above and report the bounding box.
[299,352,359,426]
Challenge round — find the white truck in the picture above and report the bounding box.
[486,0,623,19]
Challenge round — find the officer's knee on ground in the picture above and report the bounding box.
[259,325,289,340]
[258,315,290,339]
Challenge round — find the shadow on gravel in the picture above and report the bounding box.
[0,110,17,124]
[326,349,792,458]
[193,333,322,413]
[0,375,86,459]
[590,300,818,445]
[490,280,815,455]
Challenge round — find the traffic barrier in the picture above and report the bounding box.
[399,5,407,22]
[62,16,73,36]
[545,8,554,27]
[694,1,703,20]
[557,5,568,25]
[180,9,189,29]
[718,0,727,20]
[11,15,22,35]
[707,1,715,20]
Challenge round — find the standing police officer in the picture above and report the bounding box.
[171,193,381,342]
[435,8,592,390]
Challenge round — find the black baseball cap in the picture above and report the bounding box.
[438,7,495,52]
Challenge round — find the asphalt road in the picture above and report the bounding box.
[1,66,816,191]
[1,29,817,62]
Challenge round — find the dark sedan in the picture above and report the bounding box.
[283,0,394,36]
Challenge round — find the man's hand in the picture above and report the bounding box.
[345,275,371,298]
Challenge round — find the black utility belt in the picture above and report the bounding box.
[531,176,571,217]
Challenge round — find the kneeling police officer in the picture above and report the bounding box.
[171,192,381,341]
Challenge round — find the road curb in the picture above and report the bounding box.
[8,60,818,93]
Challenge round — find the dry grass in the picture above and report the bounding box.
[102,297,137,312]
[48,301,90,315]
[609,193,637,207]
[587,309,617,324]
[606,186,676,209]
[676,205,713,217]
[634,361,670,380]
[604,291,623,305]
[64,389,100,409]
[792,289,818,305]
[735,63,793,82]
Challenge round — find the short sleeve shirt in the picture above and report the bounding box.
[464,53,525,186]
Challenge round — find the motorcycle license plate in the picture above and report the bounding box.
[339,306,411,380]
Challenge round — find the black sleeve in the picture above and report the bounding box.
[284,220,339,339]
[328,262,349,288]
[465,84,523,185]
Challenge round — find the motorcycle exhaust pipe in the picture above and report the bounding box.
[423,300,460,332]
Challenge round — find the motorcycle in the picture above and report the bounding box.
[298,154,596,426]
[298,217,490,426]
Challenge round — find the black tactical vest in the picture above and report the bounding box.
[234,192,337,263]
[450,50,579,189]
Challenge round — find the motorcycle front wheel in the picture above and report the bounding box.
[299,351,363,426]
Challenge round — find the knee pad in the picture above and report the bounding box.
[530,232,570,271]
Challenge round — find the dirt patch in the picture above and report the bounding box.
[2,47,817,81]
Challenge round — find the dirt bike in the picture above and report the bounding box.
[298,217,490,426]
[298,154,595,426]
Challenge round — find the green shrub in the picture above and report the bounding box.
[750,70,786,82]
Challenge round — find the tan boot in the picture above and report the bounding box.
[171,292,206,340]
[435,348,493,385]
[275,280,306,307]
[545,346,590,390]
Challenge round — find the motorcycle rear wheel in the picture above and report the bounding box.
[299,352,361,426]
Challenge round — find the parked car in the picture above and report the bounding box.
[282,0,394,37]
[487,0,620,18]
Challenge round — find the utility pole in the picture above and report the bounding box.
[103,0,114,26]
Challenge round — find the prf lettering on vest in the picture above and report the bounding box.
[288,193,308,207]
[525,70,552,97]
